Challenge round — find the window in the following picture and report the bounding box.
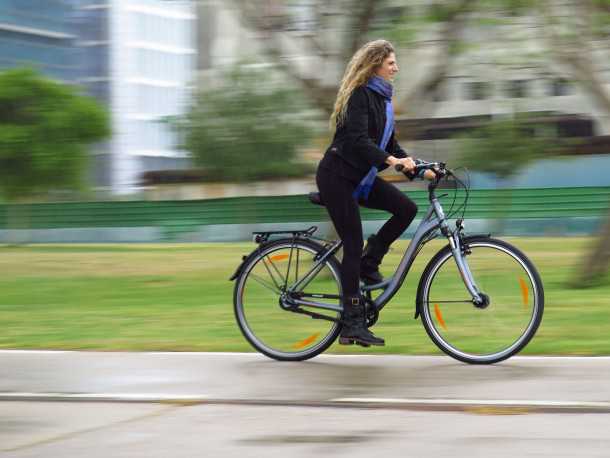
[83,45,109,77]
[549,78,572,97]
[465,81,490,100]
[87,81,110,104]
[78,8,108,42]
[505,80,528,98]
[431,82,447,102]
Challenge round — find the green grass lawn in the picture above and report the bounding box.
[0,237,608,355]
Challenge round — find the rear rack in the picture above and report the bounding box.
[252,225,318,244]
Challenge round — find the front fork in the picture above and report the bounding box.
[447,222,486,307]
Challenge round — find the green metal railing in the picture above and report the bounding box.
[1,187,609,230]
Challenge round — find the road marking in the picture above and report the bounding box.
[331,398,610,408]
[0,393,209,403]
[1,404,176,454]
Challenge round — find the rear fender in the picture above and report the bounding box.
[229,244,270,281]
[229,254,250,281]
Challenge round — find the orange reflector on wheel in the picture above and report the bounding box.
[519,277,529,308]
[270,254,289,261]
[434,304,448,331]
[292,333,320,349]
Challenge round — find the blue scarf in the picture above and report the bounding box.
[353,76,394,200]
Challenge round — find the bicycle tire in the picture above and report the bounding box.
[233,238,343,361]
[417,236,544,364]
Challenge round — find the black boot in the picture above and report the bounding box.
[339,295,385,347]
[361,235,389,285]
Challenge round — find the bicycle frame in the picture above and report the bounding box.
[284,180,485,315]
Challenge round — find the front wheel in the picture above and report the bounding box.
[417,236,544,364]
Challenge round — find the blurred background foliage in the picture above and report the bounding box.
[459,114,555,180]
[0,67,110,202]
[2,0,610,284]
[172,65,319,182]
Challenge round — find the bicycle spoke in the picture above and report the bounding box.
[262,257,283,291]
[249,272,281,295]
[425,300,473,303]
[294,250,301,283]
[288,260,325,293]
[284,243,295,289]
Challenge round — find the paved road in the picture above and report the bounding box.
[1,351,609,457]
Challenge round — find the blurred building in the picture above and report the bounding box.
[77,0,197,194]
[398,3,610,155]
[0,0,197,195]
[0,0,81,82]
[195,0,265,72]
[196,1,610,140]
[177,0,610,198]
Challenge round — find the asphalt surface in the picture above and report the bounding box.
[1,351,609,457]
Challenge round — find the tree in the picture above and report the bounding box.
[0,68,110,244]
[0,67,110,201]
[538,0,610,118]
[459,114,554,181]
[228,0,474,120]
[535,0,610,285]
[458,114,555,233]
[172,65,317,182]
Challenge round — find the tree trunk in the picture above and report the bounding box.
[539,1,610,286]
[577,205,610,286]
[396,0,472,120]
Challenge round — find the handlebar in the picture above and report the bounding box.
[394,160,448,180]
[395,160,452,201]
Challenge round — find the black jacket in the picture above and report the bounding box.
[318,85,408,184]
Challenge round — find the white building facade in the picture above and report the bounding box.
[80,0,196,195]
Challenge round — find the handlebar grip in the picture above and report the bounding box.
[396,163,421,174]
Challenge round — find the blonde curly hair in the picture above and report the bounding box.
[330,40,395,129]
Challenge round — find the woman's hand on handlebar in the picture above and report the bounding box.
[394,159,445,181]
[386,155,415,172]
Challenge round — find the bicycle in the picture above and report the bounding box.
[230,161,544,364]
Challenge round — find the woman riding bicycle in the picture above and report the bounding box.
[316,39,433,348]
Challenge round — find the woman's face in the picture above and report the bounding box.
[375,52,399,81]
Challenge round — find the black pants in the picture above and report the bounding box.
[316,167,418,299]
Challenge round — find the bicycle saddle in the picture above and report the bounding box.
[308,192,324,206]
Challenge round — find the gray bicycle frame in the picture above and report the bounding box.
[284,188,484,314]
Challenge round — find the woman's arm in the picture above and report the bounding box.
[386,131,415,171]
[389,131,408,159]
[344,87,391,168]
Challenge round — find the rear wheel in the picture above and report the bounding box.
[233,238,342,361]
[417,236,544,364]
